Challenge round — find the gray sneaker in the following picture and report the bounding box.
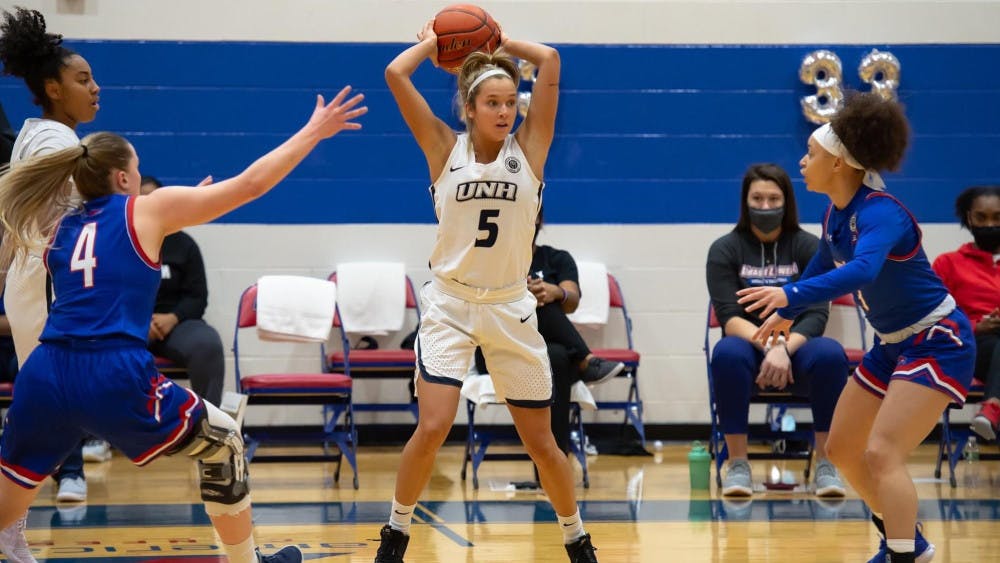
[814,459,846,497]
[0,512,36,563]
[56,476,87,502]
[721,459,753,496]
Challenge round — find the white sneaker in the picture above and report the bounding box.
[56,476,87,502]
[0,512,36,563]
[81,440,112,462]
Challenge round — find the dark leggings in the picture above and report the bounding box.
[711,336,849,434]
[536,302,591,367]
[148,319,225,406]
[974,332,1000,400]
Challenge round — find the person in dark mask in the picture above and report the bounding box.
[706,163,849,498]
[933,185,1000,441]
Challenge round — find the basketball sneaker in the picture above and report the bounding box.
[721,459,753,497]
[374,524,409,563]
[56,476,87,502]
[813,459,846,497]
[581,358,625,386]
[82,439,112,462]
[256,545,302,562]
[867,523,935,563]
[971,401,1000,441]
[565,533,598,562]
[0,512,36,563]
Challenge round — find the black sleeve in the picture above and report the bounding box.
[550,248,579,285]
[173,238,208,321]
[706,234,747,328]
[0,102,15,167]
[789,232,829,338]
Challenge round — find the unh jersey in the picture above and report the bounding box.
[429,134,543,290]
[42,194,161,344]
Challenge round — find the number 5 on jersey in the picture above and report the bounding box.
[475,209,500,248]
[71,222,98,288]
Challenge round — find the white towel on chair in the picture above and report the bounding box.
[461,373,503,407]
[567,262,610,326]
[256,275,337,343]
[570,381,598,411]
[336,262,406,335]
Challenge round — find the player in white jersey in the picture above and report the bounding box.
[378,21,598,563]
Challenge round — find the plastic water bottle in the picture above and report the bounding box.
[964,435,981,461]
[963,435,981,488]
[780,412,797,432]
[688,441,711,491]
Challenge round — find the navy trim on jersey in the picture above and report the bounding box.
[125,196,159,270]
[864,192,922,261]
[416,335,463,388]
[506,397,553,409]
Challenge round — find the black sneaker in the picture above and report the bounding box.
[565,533,598,562]
[374,525,409,563]
[581,358,625,386]
[257,545,302,563]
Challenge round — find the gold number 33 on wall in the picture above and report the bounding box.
[799,49,901,124]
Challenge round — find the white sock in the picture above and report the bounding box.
[887,539,915,554]
[221,535,257,563]
[389,498,416,534]
[557,509,586,544]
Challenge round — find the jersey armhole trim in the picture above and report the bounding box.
[126,196,161,270]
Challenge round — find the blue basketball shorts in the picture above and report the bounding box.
[854,309,976,406]
[0,340,203,488]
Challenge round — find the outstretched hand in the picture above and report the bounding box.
[307,86,367,139]
[752,313,793,349]
[736,285,789,319]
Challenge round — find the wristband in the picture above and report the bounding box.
[560,287,569,304]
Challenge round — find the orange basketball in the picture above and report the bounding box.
[432,4,502,73]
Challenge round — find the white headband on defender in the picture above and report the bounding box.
[811,123,886,190]
[468,68,512,94]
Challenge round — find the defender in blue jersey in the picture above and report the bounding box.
[0,90,366,563]
[738,93,973,563]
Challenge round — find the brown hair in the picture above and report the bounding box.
[831,91,910,172]
[455,51,519,125]
[734,163,801,235]
[0,131,131,285]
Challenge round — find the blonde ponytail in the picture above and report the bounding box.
[0,131,132,289]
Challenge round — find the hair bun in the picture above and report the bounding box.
[0,7,65,79]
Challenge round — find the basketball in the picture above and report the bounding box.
[433,4,502,73]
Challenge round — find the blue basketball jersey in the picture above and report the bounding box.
[782,186,950,334]
[42,194,161,344]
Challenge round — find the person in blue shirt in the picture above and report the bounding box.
[0,89,365,563]
[737,92,974,563]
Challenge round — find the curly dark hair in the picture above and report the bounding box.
[955,185,1000,229]
[830,91,909,172]
[0,7,76,110]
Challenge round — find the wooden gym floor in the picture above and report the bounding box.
[13,442,1000,562]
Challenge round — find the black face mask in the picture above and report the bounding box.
[748,207,784,234]
[971,226,1000,253]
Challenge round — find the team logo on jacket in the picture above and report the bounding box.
[505,156,521,173]
[455,181,518,202]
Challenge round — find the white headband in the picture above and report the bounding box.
[811,123,885,190]
[468,68,512,95]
